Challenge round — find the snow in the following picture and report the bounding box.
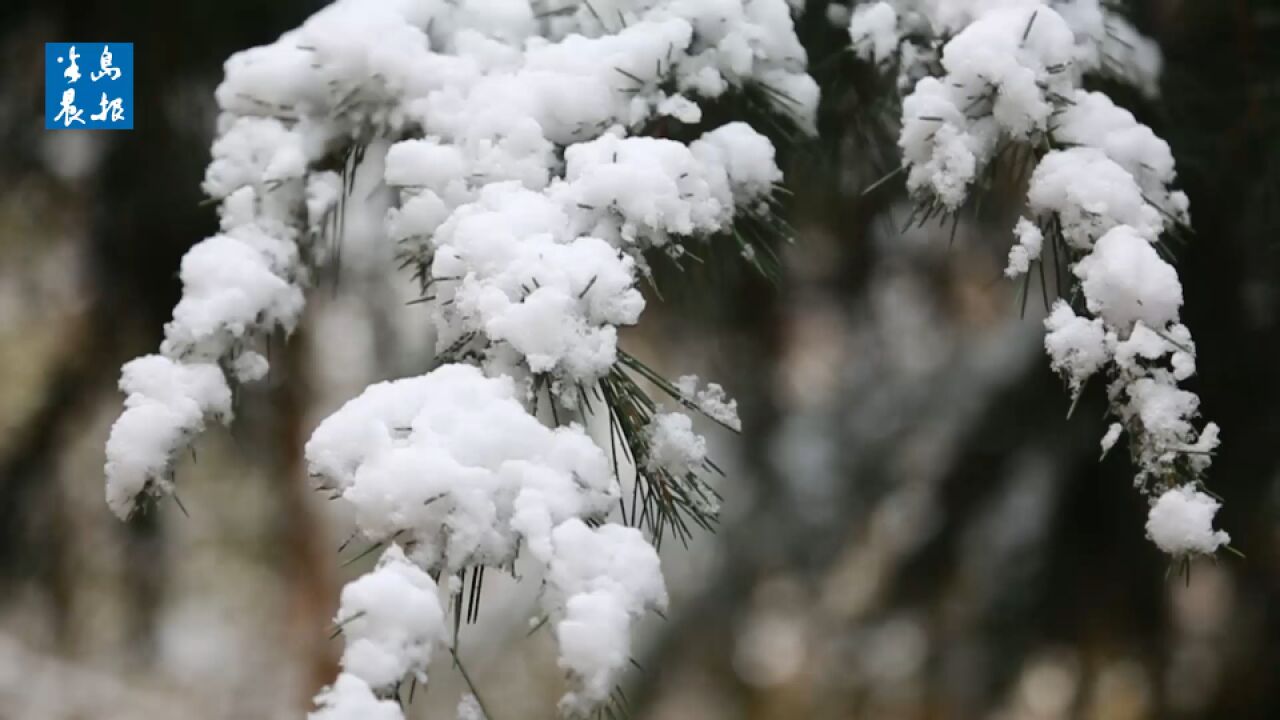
[543,519,667,713]
[306,364,618,572]
[306,171,343,231]
[428,183,647,381]
[308,363,674,707]
[163,234,306,354]
[107,0,804,519]
[456,694,485,720]
[897,6,1076,206]
[104,356,232,519]
[1054,0,1163,96]
[202,117,309,200]
[1043,301,1108,395]
[383,139,470,194]
[645,412,708,476]
[1145,485,1230,555]
[887,2,1172,215]
[558,132,737,248]
[872,0,1227,555]
[309,672,404,720]
[230,351,270,383]
[1005,217,1044,277]
[898,112,977,209]
[552,123,779,252]
[1027,149,1163,250]
[333,545,447,688]
[1074,225,1182,330]
[309,362,674,711]
[1112,322,1195,381]
[847,0,1163,95]
[849,3,900,65]
[675,375,742,431]
[1100,422,1123,456]
[696,122,786,202]
[1051,91,1187,224]
[1124,379,1200,451]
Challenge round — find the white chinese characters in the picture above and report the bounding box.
[53,87,84,127]
[91,45,122,81]
[91,92,125,122]
[50,43,128,128]
[60,46,81,83]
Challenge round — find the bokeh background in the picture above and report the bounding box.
[0,1,1278,718]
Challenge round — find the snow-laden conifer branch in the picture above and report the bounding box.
[849,0,1229,559]
[103,0,817,717]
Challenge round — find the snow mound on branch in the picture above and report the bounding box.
[544,519,667,713]
[850,0,1163,96]
[1074,225,1182,330]
[644,411,708,476]
[1005,217,1044,277]
[394,122,780,384]
[849,2,899,64]
[1027,149,1163,249]
[311,363,668,711]
[1051,90,1188,224]
[898,6,1076,206]
[425,182,647,381]
[1145,485,1230,555]
[104,356,232,519]
[334,545,447,688]
[111,0,802,713]
[306,363,618,571]
[309,672,404,720]
[1043,301,1109,395]
[106,0,805,515]
[675,374,742,430]
[873,1,1227,556]
[558,132,734,247]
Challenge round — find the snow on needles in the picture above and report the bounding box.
[855,1,1228,556]
[305,364,619,571]
[104,356,231,518]
[545,520,667,713]
[105,0,805,514]
[310,672,405,720]
[307,365,666,715]
[106,0,799,714]
[850,1,1163,96]
[334,545,447,688]
[1145,485,1230,556]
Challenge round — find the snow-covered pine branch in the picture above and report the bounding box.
[103,0,817,717]
[849,0,1229,558]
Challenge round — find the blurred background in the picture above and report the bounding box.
[1,1,1278,718]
